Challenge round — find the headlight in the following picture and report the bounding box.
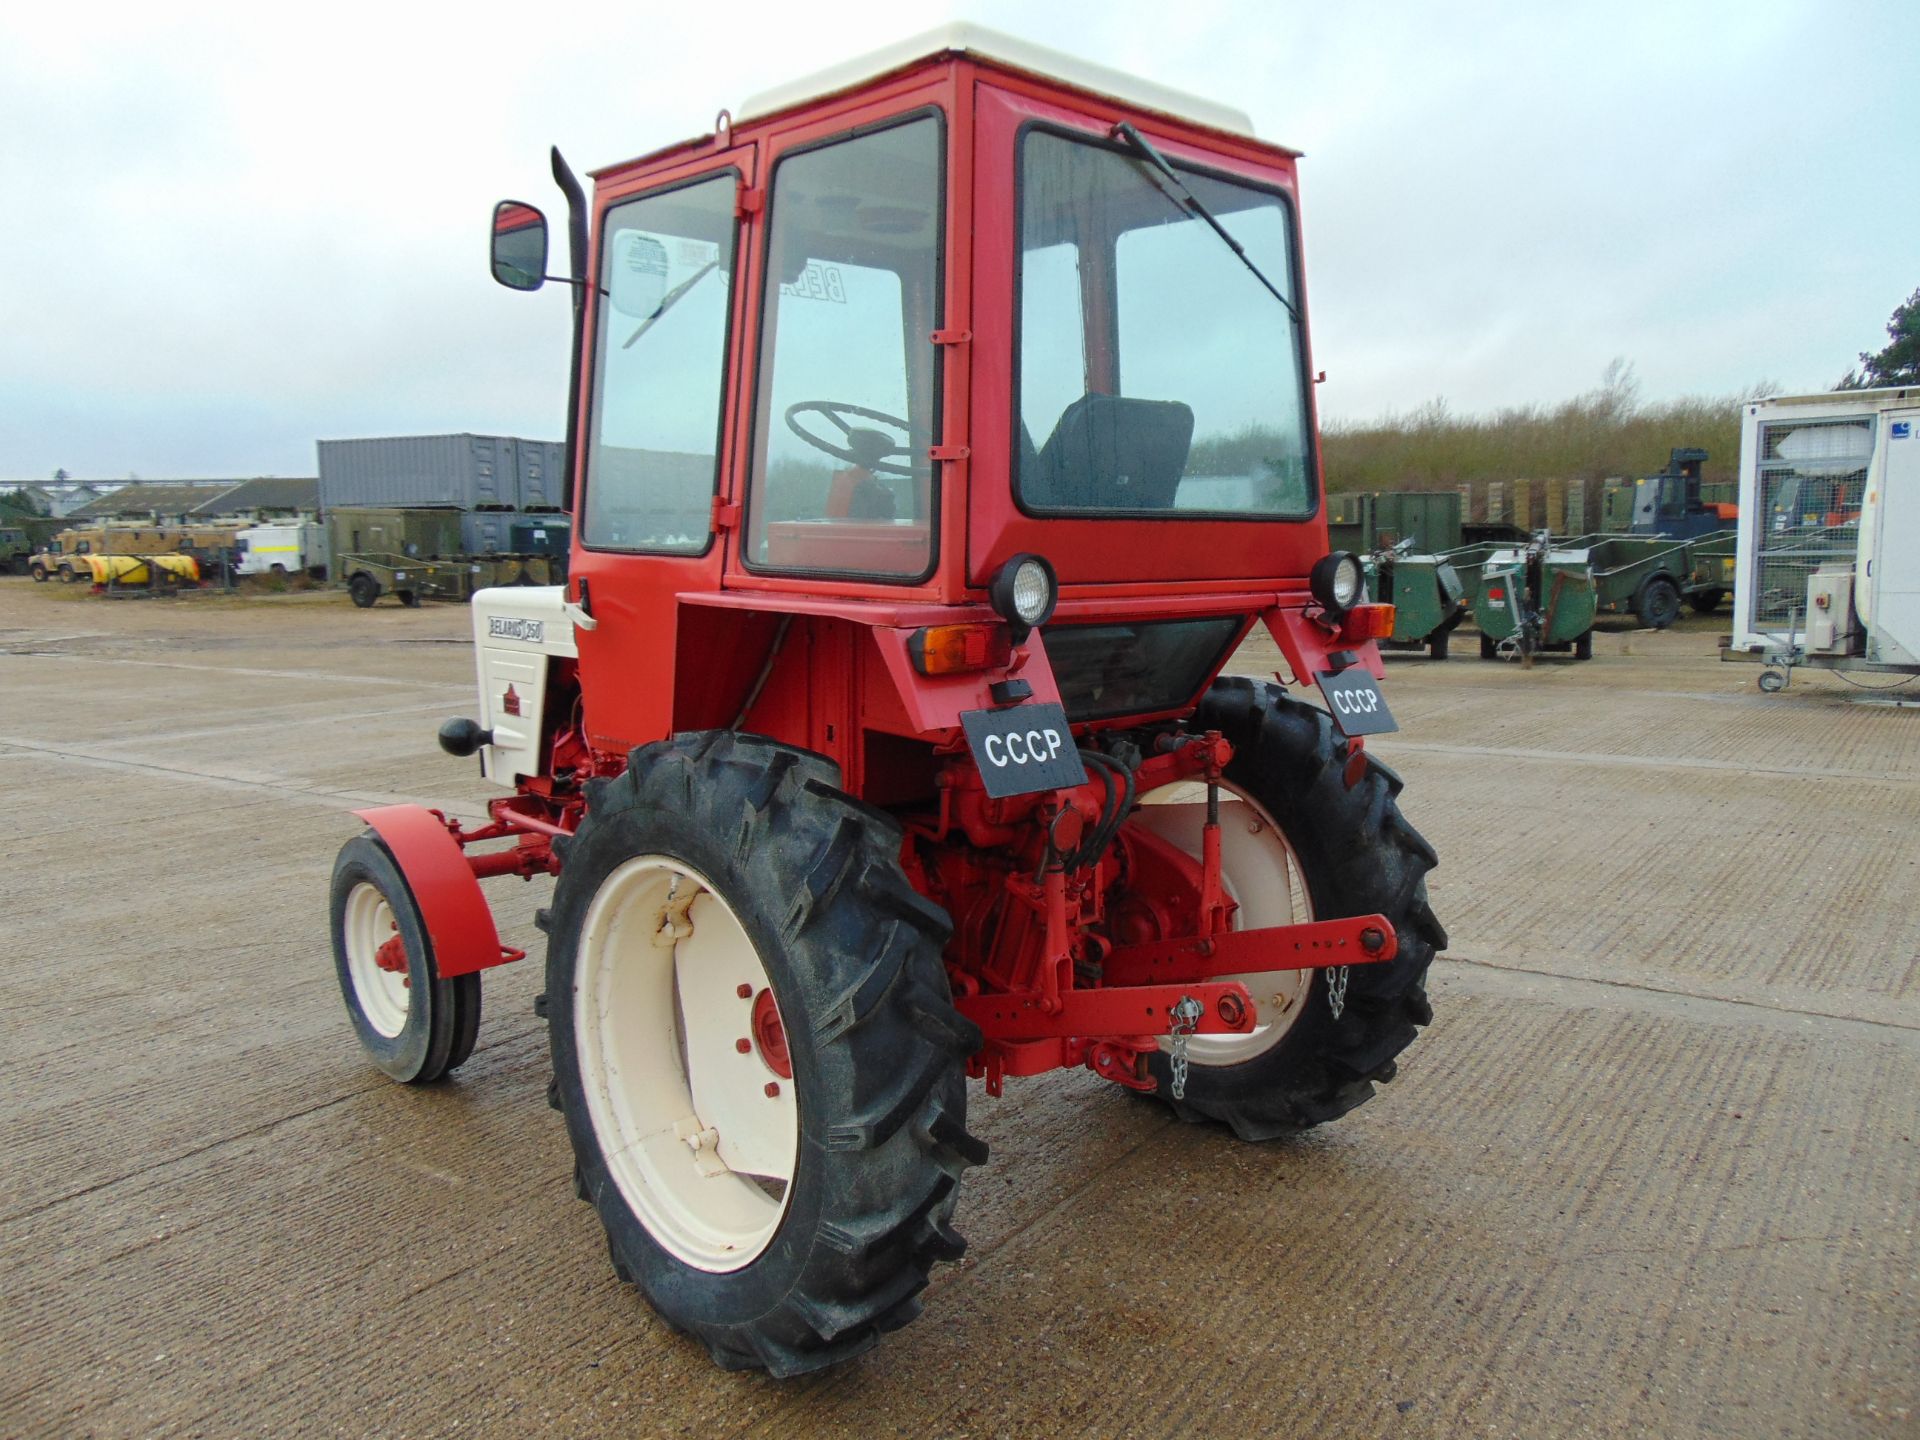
[990,553,1057,641]
[1309,552,1364,615]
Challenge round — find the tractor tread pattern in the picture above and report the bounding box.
[546,730,984,1379]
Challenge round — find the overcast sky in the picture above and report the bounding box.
[1,0,1910,479]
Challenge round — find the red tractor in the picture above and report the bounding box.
[330,26,1444,1377]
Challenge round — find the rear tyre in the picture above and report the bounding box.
[1633,576,1681,629]
[1689,588,1724,615]
[329,833,482,1084]
[398,589,421,608]
[545,732,985,1376]
[348,573,379,608]
[1137,677,1446,1140]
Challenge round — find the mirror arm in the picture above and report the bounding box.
[550,147,590,513]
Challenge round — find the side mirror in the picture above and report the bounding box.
[491,200,549,291]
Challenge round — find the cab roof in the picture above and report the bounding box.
[737,23,1261,141]
[592,26,1284,183]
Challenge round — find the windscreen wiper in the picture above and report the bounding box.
[1111,121,1299,325]
[622,259,720,349]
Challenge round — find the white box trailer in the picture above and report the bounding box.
[236,521,328,578]
[1727,386,1920,687]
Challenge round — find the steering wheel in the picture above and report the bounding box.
[783,400,916,478]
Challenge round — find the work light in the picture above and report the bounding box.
[990,553,1058,641]
[1309,552,1364,616]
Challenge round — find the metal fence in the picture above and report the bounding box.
[1749,416,1874,630]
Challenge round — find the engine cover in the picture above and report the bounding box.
[469,586,580,786]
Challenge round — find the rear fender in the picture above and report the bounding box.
[867,627,1067,733]
[353,804,516,978]
[1262,606,1386,683]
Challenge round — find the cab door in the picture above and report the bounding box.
[569,150,758,750]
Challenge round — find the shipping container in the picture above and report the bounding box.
[514,440,569,510]
[458,509,573,555]
[510,516,569,556]
[318,434,558,511]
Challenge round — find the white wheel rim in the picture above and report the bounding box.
[342,881,411,1038]
[575,855,799,1273]
[1131,778,1315,1065]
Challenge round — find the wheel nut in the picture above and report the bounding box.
[764,1082,780,1098]
[736,983,753,999]
[1361,927,1385,953]
[1217,992,1247,1027]
[735,1038,752,1053]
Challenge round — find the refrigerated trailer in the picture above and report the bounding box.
[1725,387,1920,689]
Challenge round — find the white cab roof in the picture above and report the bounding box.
[736,23,1259,140]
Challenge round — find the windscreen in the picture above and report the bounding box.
[1016,129,1314,518]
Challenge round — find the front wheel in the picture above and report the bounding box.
[545,732,985,1376]
[1132,678,1446,1139]
[348,573,380,608]
[29,563,48,583]
[329,833,481,1083]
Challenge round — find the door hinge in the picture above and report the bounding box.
[928,444,970,462]
[930,328,972,346]
[734,186,764,218]
[711,498,742,530]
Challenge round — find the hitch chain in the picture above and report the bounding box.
[1168,995,1204,1101]
[1327,965,1349,1021]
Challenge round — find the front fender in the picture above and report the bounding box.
[352,804,511,979]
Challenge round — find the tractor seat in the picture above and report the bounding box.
[1026,393,1195,511]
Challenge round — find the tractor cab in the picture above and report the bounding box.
[332,27,1442,1380]
[484,25,1388,769]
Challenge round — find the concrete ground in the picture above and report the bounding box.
[0,580,1914,1439]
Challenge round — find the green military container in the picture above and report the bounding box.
[325,507,464,565]
[1474,541,1598,662]
[1327,491,1464,556]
